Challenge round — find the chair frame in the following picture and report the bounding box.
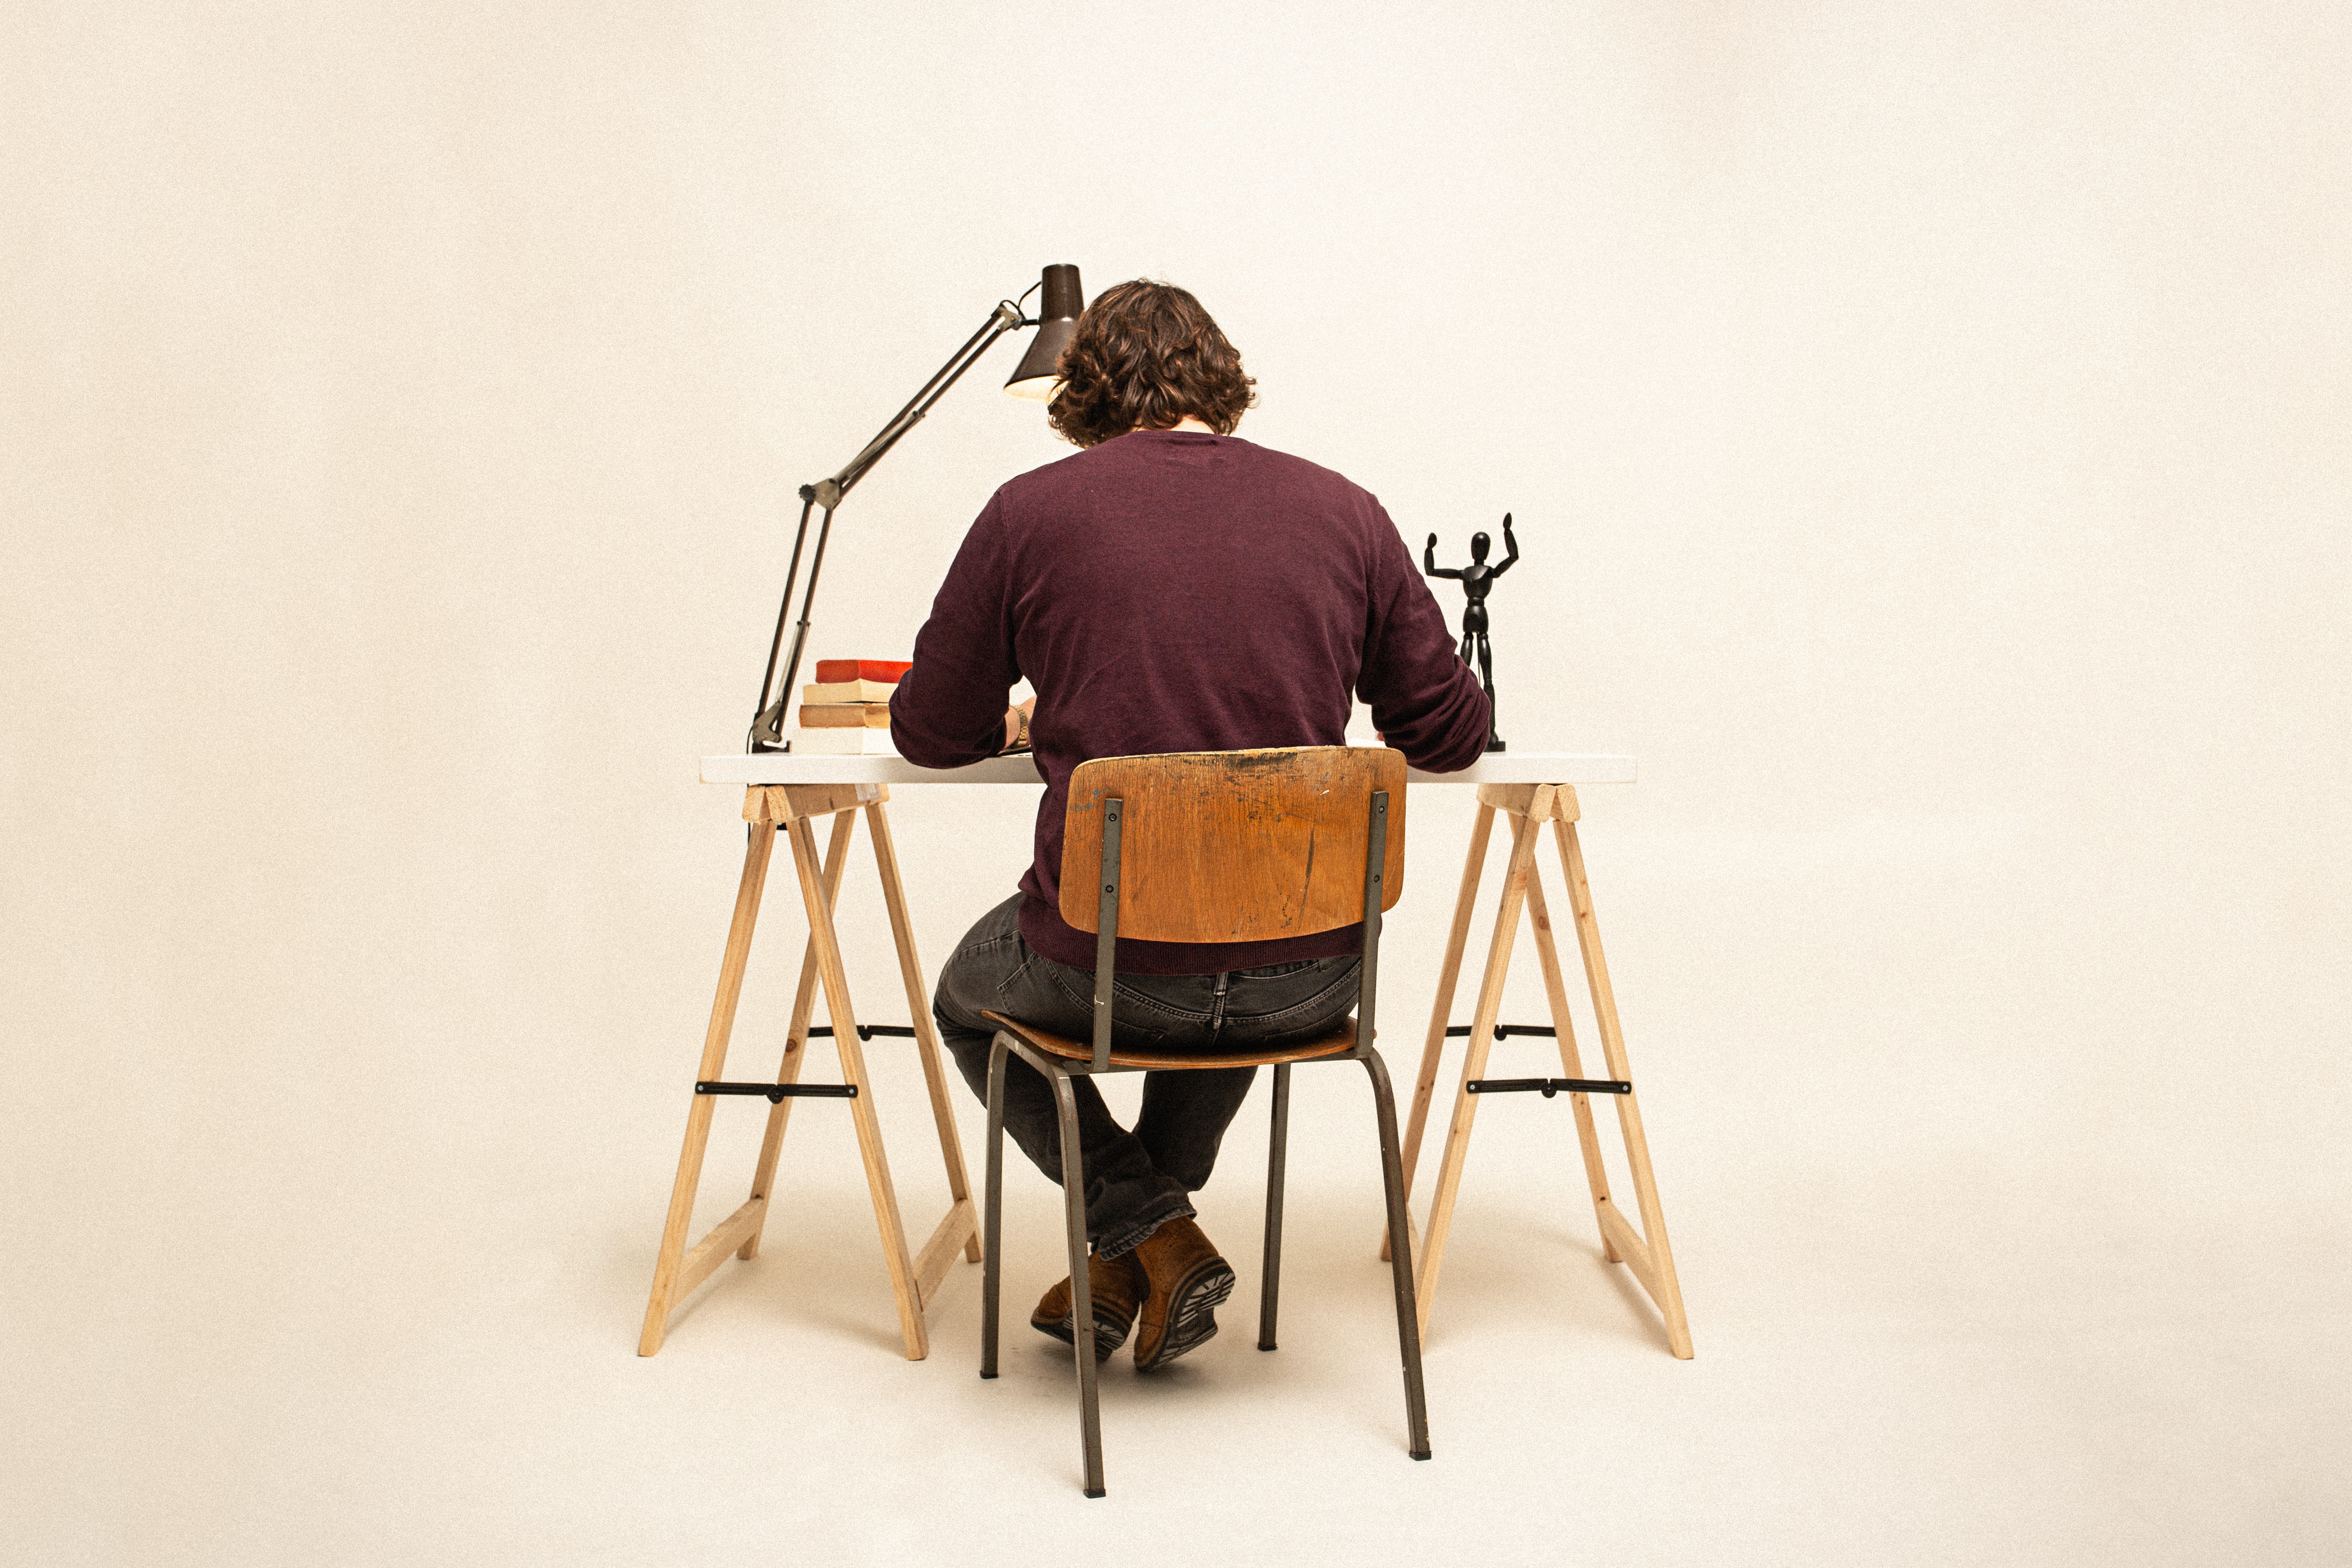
[978,751,1430,1498]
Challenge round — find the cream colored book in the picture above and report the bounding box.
[791,728,900,756]
[801,678,899,703]
[797,702,892,729]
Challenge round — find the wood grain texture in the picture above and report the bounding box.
[1556,817,1694,1359]
[1400,804,1492,1187]
[786,817,928,1360]
[1521,854,1620,1258]
[912,1198,979,1307]
[641,788,994,1360]
[742,781,884,824]
[1413,810,1539,1332]
[739,808,857,1261]
[1058,747,1407,943]
[639,821,775,1355]
[866,801,984,1264]
[1595,1198,1660,1301]
[676,1197,769,1301]
[1384,801,1496,1266]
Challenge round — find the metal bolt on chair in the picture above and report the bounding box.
[978,746,1430,1497]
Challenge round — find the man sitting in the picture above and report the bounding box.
[891,279,1490,1369]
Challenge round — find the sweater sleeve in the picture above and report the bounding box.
[889,493,1023,767]
[1356,505,1492,772]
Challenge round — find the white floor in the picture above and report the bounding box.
[17,1033,2343,1566]
[11,769,2347,1564]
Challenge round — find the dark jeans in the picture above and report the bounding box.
[934,894,1362,1259]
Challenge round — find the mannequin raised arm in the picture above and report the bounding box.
[1490,513,1521,577]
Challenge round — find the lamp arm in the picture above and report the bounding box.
[748,489,818,747]
[827,300,1027,502]
[748,298,1032,750]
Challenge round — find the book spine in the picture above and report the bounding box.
[813,659,914,684]
[796,703,892,729]
[801,680,899,703]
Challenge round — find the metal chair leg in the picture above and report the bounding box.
[1045,1062,1106,1498]
[1363,1047,1432,1460]
[981,1036,1009,1380]
[1259,1061,1291,1350]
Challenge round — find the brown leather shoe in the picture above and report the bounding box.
[1032,1250,1148,1363]
[1129,1217,1236,1371]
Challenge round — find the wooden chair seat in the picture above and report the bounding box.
[980,1009,1357,1070]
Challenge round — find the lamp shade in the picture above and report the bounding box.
[1005,263,1083,399]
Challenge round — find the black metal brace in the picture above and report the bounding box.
[1444,1023,1558,1040]
[695,1081,857,1101]
[688,1022,919,1100]
[1467,1077,1630,1097]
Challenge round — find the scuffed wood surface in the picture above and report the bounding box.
[1059,746,1408,943]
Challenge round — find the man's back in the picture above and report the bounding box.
[914,278,1487,1367]
[892,426,1489,974]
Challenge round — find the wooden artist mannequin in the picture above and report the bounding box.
[1424,513,1518,752]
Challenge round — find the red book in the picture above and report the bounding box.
[813,658,912,684]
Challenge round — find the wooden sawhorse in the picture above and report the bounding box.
[638,781,981,1359]
[1392,782,1694,1357]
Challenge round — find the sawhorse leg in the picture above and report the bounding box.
[1395,783,1693,1357]
[739,811,857,1261]
[638,800,778,1356]
[1553,809,1691,1358]
[865,802,986,1273]
[1384,800,1496,1264]
[638,783,981,1359]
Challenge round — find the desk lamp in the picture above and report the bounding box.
[748,263,1084,751]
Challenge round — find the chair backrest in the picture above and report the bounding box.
[1059,747,1407,943]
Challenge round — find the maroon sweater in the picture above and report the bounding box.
[891,428,1491,974]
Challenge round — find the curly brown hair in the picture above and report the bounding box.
[1046,280,1257,448]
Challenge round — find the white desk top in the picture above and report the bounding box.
[701,750,1637,786]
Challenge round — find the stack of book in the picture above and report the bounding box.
[794,658,912,754]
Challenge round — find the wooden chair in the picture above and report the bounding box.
[978,747,1429,1498]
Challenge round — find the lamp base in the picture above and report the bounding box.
[750,699,792,752]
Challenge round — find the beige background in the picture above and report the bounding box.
[4,3,2346,1563]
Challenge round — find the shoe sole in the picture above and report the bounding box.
[1032,1306,1134,1363]
[1135,1258,1236,1372]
